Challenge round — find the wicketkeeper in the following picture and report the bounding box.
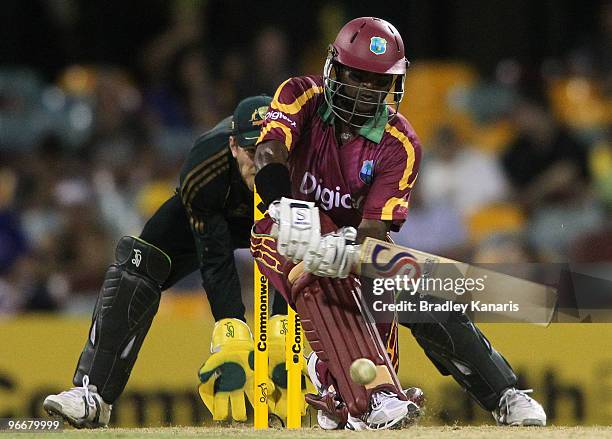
[43,96,299,427]
[250,16,547,430]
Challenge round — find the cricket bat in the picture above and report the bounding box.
[356,238,558,325]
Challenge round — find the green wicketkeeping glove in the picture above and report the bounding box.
[198,318,257,422]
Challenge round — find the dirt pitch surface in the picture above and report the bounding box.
[3,426,611,439]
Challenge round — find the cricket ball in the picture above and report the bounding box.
[349,358,377,385]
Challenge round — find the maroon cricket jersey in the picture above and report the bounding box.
[257,75,422,231]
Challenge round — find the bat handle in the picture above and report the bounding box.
[351,244,363,275]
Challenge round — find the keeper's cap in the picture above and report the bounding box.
[231,95,272,147]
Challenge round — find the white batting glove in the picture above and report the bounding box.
[304,227,360,279]
[269,197,321,263]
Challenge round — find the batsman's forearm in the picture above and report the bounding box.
[356,219,390,243]
[254,140,288,170]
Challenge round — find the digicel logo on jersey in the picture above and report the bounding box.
[299,171,352,211]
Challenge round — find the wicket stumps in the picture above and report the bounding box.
[286,307,303,428]
[253,186,269,429]
[253,188,303,428]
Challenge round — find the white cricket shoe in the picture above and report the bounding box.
[345,390,415,430]
[493,388,546,426]
[308,352,417,430]
[362,390,411,430]
[317,402,343,430]
[345,414,368,430]
[43,375,112,428]
[306,352,343,430]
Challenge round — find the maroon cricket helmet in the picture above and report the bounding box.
[323,17,410,127]
[332,17,408,75]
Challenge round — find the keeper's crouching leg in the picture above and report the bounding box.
[74,236,171,403]
[404,308,516,411]
[404,308,545,426]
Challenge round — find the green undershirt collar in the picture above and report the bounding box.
[318,100,388,144]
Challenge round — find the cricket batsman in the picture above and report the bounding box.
[250,17,547,429]
[43,96,294,427]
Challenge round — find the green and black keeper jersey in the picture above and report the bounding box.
[178,116,253,249]
[140,115,286,321]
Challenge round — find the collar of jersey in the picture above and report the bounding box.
[318,100,388,144]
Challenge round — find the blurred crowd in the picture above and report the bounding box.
[0,1,611,314]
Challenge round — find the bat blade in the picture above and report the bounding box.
[356,238,557,325]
